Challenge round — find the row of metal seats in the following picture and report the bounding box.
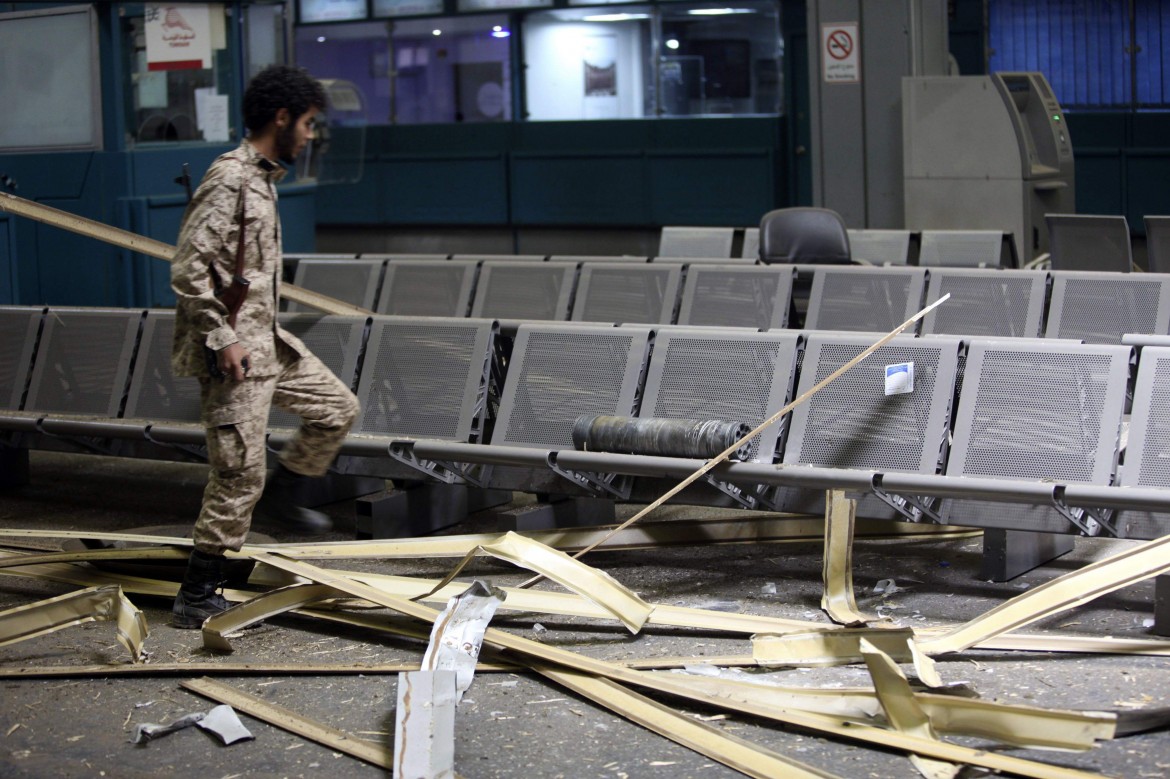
[289,259,1170,346]
[1044,214,1170,273]
[301,213,1168,272]
[3,305,1170,540]
[658,216,1170,272]
[289,226,1016,267]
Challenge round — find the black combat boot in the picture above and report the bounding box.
[172,549,231,629]
[255,463,333,534]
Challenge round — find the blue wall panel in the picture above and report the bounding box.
[510,152,648,225]
[1126,153,1170,228]
[648,151,774,226]
[0,217,12,304]
[380,154,508,224]
[990,0,1125,107]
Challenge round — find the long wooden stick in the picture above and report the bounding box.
[517,292,951,588]
[0,191,370,317]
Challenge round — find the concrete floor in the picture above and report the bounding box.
[1,450,1169,778]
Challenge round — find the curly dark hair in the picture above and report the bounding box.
[242,65,326,133]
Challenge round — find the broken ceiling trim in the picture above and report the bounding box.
[0,517,979,560]
[536,664,842,779]
[413,531,653,633]
[180,677,393,769]
[918,533,1170,655]
[821,490,878,627]
[247,553,1104,779]
[860,638,960,779]
[0,584,148,663]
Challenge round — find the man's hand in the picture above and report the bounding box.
[217,343,251,382]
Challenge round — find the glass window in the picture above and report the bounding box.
[122,4,240,145]
[245,3,290,81]
[391,16,514,123]
[0,5,102,151]
[659,2,781,116]
[522,1,781,121]
[523,7,655,120]
[295,22,391,123]
[295,16,513,124]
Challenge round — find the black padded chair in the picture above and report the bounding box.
[758,207,852,265]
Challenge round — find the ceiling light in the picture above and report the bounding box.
[432,29,441,36]
[582,13,650,22]
[687,8,756,15]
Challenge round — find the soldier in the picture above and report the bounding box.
[170,65,359,629]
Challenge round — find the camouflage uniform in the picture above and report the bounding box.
[172,140,358,555]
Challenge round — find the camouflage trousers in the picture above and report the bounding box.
[193,344,359,554]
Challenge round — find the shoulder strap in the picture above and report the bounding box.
[233,164,248,279]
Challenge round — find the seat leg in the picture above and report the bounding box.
[0,447,29,489]
[501,496,616,531]
[979,528,1074,582]
[1153,575,1170,637]
[355,483,469,539]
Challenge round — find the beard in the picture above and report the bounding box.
[275,121,299,164]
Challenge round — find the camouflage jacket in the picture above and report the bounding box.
[171,140,308,378]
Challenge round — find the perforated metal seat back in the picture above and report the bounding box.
[922,269,1046,338]
[948,341,1130,484]
[805,267,926,333]
[471,262,576,321]
[918,231,1003,267]
[643,330,800,462]
[354,317,494,441]
[572,263,681,324]
[289,259,383,312]
[550,256,648,264]
[0,307,41,411]
[658,227,735,258]
[269,314,367,430]
[1124,346,1170,488]
[1047,215,1132,273]
[452,254,547,263]
[677,265,793,329]
[27,309,141,417]
[362,254,449,261]
[378,260,477,317]
[740,228,760,260]
[1145,217,1170,274]
[124,311,202,423]
[783,334,961,473]
[1046,271,1170,344]
[847,230,912,265]
[493,324,650,449]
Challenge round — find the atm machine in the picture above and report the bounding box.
[902,72,1075,262]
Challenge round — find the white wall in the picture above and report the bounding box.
[523,19,646,120]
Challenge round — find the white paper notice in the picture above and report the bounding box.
[201,94,230,142]
[885,362,914,395]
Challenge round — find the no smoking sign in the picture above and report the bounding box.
[822,22,860,83]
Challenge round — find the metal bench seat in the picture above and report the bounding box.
[677,264,795,330]
[1045,270,1170,344]
[805,266,928,333]
[938,339,1132,535]
[775,332,964,518]
[471,261,576,322]
[399,323,651,496]
[376,260,477,317]
[571,263,683,325]
[338,316,497,482]
[289,259,384,312]
[921,267,1047,338]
